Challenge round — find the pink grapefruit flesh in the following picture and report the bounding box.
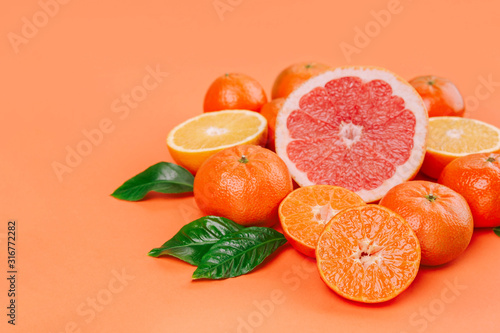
[275,66,428,202]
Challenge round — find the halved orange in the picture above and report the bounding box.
[166,110,267,174]
[279,185,365,257]
[420,116,500,178]
[316,205,421,303]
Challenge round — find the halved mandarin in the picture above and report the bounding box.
[278,185,365,257]
[316,205,421,303]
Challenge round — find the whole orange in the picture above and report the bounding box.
[271,62,330,99]
[409,75,465,117]
[203,73,267,112]
[379,181,473,266]
[439,153,500,228]
[193,145,293,227]
[259,98,284,151]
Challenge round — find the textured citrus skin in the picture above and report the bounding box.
[278,185,365,257]
[193,145,293,227]
[316,205,420,303]
[409,76,465,118]
[203,73,268,112]
[260,98,285,151]
[271,62,330,99]
[439,153,500,228]
[380,181,473,266]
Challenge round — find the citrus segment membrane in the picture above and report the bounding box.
[316,205,420,303]
[276,67,428,202]
[288,79,414,190]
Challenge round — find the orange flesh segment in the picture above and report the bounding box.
[316,205,421,303]
[428,117,500,154]
[279,185,365,250]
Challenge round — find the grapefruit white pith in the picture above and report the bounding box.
[275,66,428,202]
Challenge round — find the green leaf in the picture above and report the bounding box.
[111,162,194,201]
[494,227,500,237]
[148,216,244,265]
[192,227,287,280]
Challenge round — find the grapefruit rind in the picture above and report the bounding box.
[316,205,421,303]
[275,66,428,203]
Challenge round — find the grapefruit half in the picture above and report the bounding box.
[275,66,428,202]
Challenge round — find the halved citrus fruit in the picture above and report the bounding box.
[420,116,500,178]
[278,185,365,257]
[275,66,428,203]
[316,205,421,303]
[167,110,267,174]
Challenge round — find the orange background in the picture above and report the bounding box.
[1,0,500,332]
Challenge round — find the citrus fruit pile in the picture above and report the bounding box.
[114,61,500,304]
